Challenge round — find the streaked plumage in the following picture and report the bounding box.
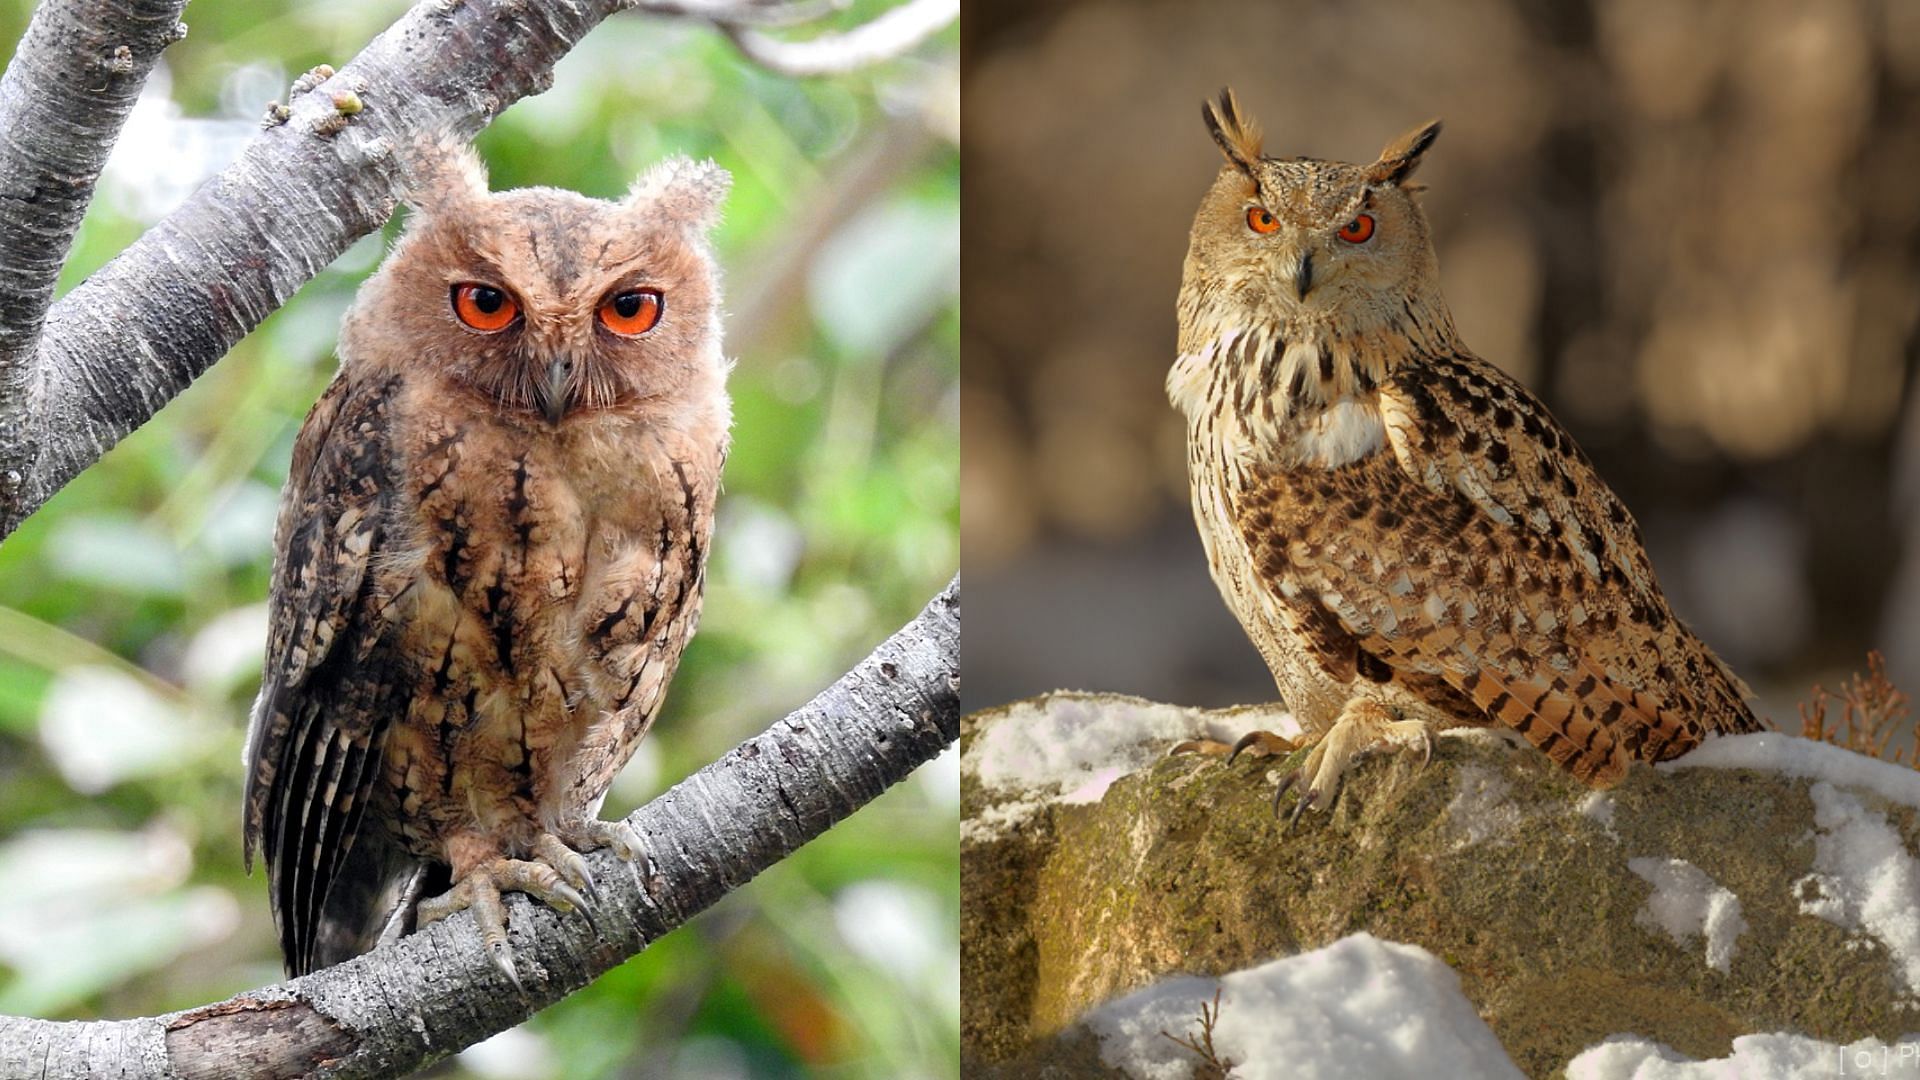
[243,143,731,976]
[1170,90,1759,812]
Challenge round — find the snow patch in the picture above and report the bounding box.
[1443,764,1524,848]
[1793,780,1920,997]
[962,695,1295,842]
[1083,933,1523,1080]
[1661,732,1920,812]
[1568,1031,1920,1079]
[1577,791,1617,835]
[1627,857,1747,974]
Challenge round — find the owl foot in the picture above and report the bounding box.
[1168,730,1297,758]
[551,818,648,892]
[417,850,600,990]
[1274,700,1433,829]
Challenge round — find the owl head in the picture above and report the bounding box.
[339,139,732,426]
[1180,88,1444,347]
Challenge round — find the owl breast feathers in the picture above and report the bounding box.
[242,141,732,977]
[1170,90,1760,805]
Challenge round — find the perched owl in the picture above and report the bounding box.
[242,141,731,981]
[1168,90,1761,822]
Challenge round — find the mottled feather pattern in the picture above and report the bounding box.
[244,143,731,975]
[1172,93,1760,794]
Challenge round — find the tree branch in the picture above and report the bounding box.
[0,0,957,540]
[0,0,187,531]
[0,574,959,1080]
[720,0,956,77]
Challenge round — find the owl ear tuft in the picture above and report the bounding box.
[1369,119,1442,187]
[626,156,732,233]
[1202,87,1263,176]
[395,135,491,216]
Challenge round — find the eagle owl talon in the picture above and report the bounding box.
[1169,89,1761,807]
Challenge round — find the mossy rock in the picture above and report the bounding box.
[962,692,1920,1078]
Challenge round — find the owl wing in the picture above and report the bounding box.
[243,370,417,973]
[1238,352,1756,785]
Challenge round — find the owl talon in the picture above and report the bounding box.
[1226,729,1295,766]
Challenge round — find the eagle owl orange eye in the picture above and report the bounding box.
[1337,214,1376,244]
[598,289,663,336]
[1246,207,1280,234]
[451,283,519,332]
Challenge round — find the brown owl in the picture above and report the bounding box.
[1169,90,1761,822]
[242,141,731,981]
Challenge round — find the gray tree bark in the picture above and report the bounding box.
[0,576,959,1080]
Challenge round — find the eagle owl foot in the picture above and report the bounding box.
[1268,700,1433,829]
[416,834,616,989]
[1168,730,1297,758]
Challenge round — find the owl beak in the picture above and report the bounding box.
[539,355,577,424]
[1294,250,1315,300]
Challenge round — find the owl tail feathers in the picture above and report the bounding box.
[1454,663,1640,789]
[1202,87,1263,175]
[296,828,436,976]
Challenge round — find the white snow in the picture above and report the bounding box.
[1626,857,1747,974]
[1792,781,1920,997]
[1442,764,1525,848]
[1082,933,1524,1080]
[1568,1032,1920,1079]
[962,695,1296,842]
[1578,791,1618,835]
[1660,732,1920,812]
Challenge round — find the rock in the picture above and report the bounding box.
[961,692,1920,1078]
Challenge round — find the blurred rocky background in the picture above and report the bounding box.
[962,0,1920,726]
[0,1,958,1076]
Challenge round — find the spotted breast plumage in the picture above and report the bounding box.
[242,141,732,979]
[1168,90,1761,820]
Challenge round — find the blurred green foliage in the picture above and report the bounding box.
[0,1,958,1076]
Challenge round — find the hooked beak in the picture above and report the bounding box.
[538,355,576,424]
[1294,250,1315,300]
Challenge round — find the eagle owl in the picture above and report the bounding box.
[1169,90,1761,820]
[242,141,731,980]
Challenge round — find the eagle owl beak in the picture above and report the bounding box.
[1294,250,1315,300]
[540,355,577,423]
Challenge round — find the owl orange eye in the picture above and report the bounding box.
[1337,214,1376,244]
[451,283,519,332]
[598,289,663,336]
[1247,207,1281,234]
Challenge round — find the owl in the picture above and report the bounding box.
[1168,89,1761,822]
[241,141,732,981]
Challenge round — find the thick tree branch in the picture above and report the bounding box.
[0,0,186,530]
[0,574,959,1080]
[0,0,956,540]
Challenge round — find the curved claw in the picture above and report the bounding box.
[490,939,524,992]
[1285,787,1318,832]
[1227,730,1268,767]
[1168,739,1206,757]
[1270,769,1300,819]
[1418,727,1435,770]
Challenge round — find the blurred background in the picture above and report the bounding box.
[962,0,1920,728]
[0,1,957,1077]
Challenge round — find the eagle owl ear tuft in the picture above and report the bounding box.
[1201,86,1263,177]
[625,156,732,234]
[1368,119,1443,187]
